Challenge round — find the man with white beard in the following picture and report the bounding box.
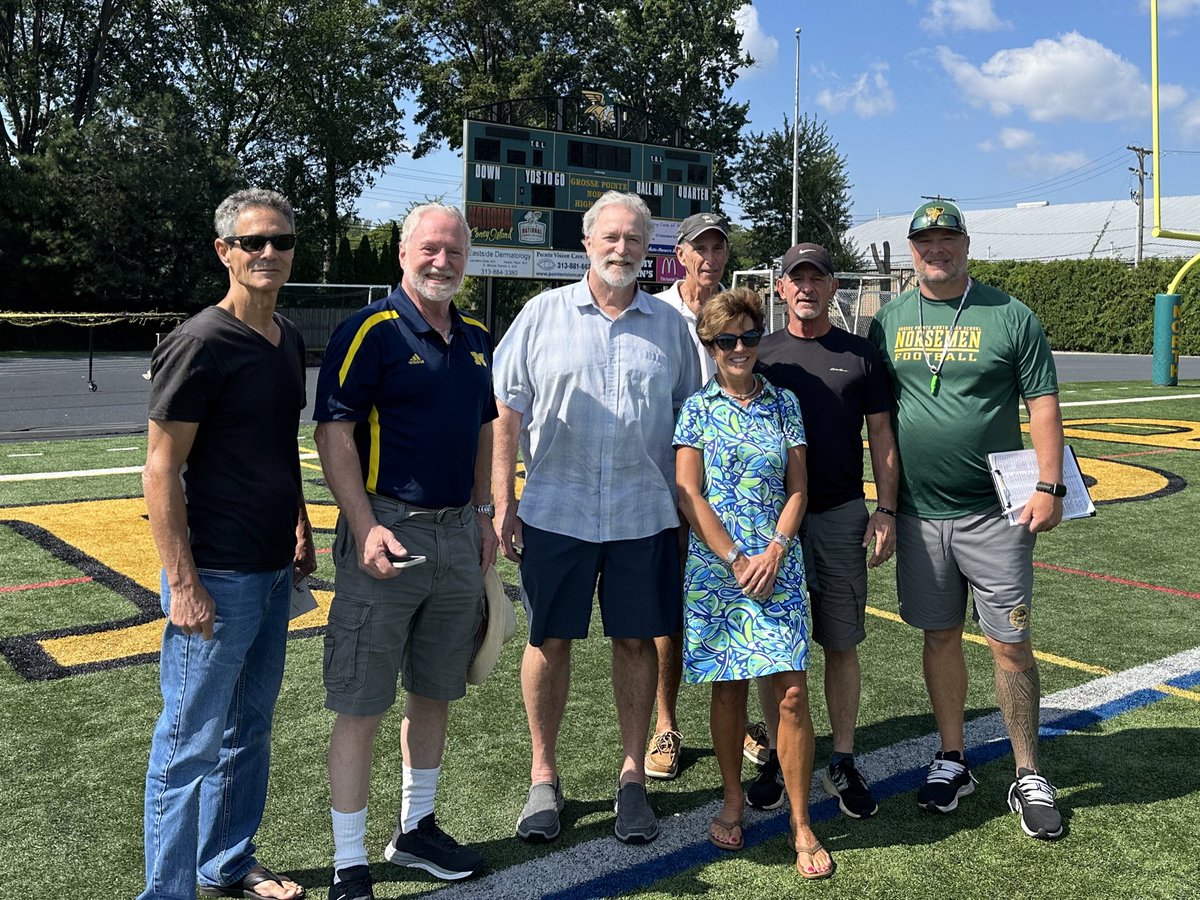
[491,191,699,846]
[314,203,498,899]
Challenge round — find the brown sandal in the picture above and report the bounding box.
[708,815,744,851]
[788,831,836,880]
[795,842,835,880]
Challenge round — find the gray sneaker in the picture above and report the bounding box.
[613,782,659,844]
[516,779,565,843]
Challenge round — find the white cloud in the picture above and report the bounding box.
[1180,99,1200,138]
[1012,150,1092,175]
[979,127,1036,151]
[735,4,778,75]
[922,0,1008,33]
[815,63,896,118]
[938,32,1187,122]
[1143,0,1200,18]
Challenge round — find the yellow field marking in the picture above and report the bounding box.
[864,605,1199,702]
[1156,684,1200,702]
[1,498,341,669]
[300,460,324,472]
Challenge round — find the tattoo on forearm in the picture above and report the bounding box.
[995,664,1041,771]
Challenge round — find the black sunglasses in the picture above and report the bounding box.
[223,233,297,252]
[712,330,761,351]
[910,212,964,232]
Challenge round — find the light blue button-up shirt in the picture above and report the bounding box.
[493,277,701,542]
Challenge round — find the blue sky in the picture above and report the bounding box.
[359,0,1200,228]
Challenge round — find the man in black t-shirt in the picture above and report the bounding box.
[140,189,313,900]
[745,242,899,822]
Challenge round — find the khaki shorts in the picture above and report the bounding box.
[895,507,1036,643]
[323,495,483,715]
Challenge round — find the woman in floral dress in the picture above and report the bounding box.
[674,287,833,880]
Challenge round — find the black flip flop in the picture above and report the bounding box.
[198,863,306,899]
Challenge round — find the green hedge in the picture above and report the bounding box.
[964,258,1199,355]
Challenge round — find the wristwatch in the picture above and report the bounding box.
[474,503,496,518]
[1035,482,1067,498]
[770,531,791,551]
[723,545,742,565]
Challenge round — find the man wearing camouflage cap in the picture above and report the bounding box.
[867,200,1066,840]
[643,211,731,780]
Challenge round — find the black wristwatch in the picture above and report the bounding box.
[1035,481,1067,498]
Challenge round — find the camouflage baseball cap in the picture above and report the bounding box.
[908,200,968,238]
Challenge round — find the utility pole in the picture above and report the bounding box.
[1128,144,1149,266]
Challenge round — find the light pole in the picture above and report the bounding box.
[791,27,801,247]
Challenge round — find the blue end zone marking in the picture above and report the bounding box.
[546,679,1189,900]
[1166,669,1200,690]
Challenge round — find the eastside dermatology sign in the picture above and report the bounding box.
[462,109,713,282]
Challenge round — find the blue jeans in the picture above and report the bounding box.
[140,566,292,900]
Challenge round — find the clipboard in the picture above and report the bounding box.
[987,445,1095,525]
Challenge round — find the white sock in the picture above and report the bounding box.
[332,807,368,876]
[401,765,440,832]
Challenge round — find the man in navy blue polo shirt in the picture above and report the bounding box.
[314,203,497,899]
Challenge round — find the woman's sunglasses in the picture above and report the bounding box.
[712,330,762,351]
[222,233,297,253]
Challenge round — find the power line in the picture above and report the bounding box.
[956,148,1128,203]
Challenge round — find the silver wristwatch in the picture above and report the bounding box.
[722,544,742,565]
[770,531,791,551]
[474,503,495,518]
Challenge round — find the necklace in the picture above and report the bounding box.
[718,375,760,401]
[916,278,972,395]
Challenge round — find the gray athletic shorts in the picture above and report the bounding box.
[803,499,870,651]
[323,495,483,715]
[895,506,1036,643]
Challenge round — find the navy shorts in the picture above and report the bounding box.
[518,523,682,646]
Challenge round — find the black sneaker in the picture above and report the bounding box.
[746,750,786,810]
[917,750,978,813]
[384,812,485,881]
[330,865,374,900]
[1008,768,1064,840]
[822,758,879,819]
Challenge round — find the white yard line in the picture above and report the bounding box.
[0,465,144,482]
[1059,393,1200,407]
[435,645,1200,900]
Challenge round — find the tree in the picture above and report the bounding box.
[0,92,239,313]
[585,0,750,207]
[165,0,411,276]
[1,0,127,156]
[397,0,593,157]
[731,115,860,271]
[397,0,750,210]
[276,0,409,275]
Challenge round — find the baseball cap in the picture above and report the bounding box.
[676,213,729,244]
[780,242,834,277]
[908,200,968,238]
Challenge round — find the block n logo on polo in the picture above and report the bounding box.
[408,354,424,365]
[471,352,487,367]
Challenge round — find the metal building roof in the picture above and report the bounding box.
[846,195,1200,267]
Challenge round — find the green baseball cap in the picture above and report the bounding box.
[908,200,968,238]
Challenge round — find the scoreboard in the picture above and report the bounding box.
[462,119,713,279]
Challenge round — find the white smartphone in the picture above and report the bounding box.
[386,553,427,569]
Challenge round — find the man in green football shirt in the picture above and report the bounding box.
[868,199,1066,841]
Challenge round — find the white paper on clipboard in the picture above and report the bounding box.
[987,445,1095,525]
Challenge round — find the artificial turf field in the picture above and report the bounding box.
[1,379,1199,899]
